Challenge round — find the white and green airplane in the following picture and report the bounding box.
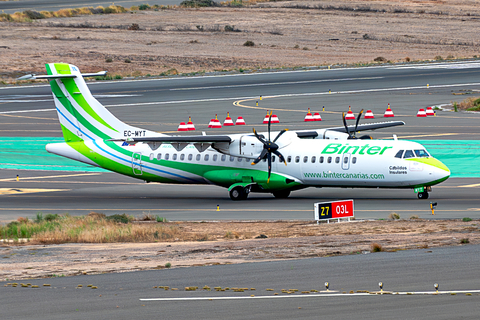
[19,63,450,200]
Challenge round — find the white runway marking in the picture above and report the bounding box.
[140,289,480,301]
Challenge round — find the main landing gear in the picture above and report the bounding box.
[417,191,429,199]
[272,190,291,199]
[229,186,250,201]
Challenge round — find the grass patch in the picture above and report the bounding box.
[462,217,473,222]
[0,213,183,244]
[388,212,400,220]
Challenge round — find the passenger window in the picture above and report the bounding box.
[343,157,348,164]
[238,157,243,162]
[221,155,226,162]
[287,156,292,163]
[327,157,332,164]
[352,157,357,164]
[303,156,308,163]
[395,150,404,159]
[196,154,201,161]
[180,154,185,161]
[295,156,300,163]
[204,154,209,161]
[213,154,217,161]
[414,149,430,158]
[157,153,162,160]
[262,158,267,162]
[272,156,276,162]
[403,150,414,158]
[230,156,235,162]
[149,153,154,161]
[319,156,324,163]
[311,156,316,163]
[173,154,177,160]
[335,157,340,164]
[188,154,193,161]
[165,153,170,160]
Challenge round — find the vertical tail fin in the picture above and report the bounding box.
[44,63,155,142]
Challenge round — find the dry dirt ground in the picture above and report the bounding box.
[1,219,479,281]
[1,0,480,81]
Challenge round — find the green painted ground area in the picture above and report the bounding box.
[0,138,478,177]
[412,140,480,178]
[0,137,106,172]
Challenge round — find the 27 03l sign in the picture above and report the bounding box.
[314,199,354,221]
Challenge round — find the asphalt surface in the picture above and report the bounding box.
[1,245,479,319]
[1,62,480,221]
[1,62,480,318]
[0,0,181,14]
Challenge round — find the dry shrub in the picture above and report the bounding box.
[17,217,29,224]
[87,212,106,220]
[409,215,419,220]
[139,213,156,221]
[371,242,383,252]
[389,212,400,220]
[458,97,480,111]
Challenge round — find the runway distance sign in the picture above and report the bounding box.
[314,199,354,222]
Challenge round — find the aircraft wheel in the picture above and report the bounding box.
[417,191,429,199]
[272,190,291,199]
[230,186,247,201]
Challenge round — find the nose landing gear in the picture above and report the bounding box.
[417,191,429,199]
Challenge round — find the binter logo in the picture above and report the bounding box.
[321,143,392,155]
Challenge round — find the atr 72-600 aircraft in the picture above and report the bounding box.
[19,63,450,200]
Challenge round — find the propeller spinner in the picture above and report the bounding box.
[251,111,288,183]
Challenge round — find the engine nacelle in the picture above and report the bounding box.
[317,129,350,140]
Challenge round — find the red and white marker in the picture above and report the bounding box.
[384,104,395,117]
[210,114,222,128]
[364,110,375,119]
[304,108,314,121]
[426,107,435,116]
[223,112,234,126]
[177,122,188,131]
[417,108,427,117]
[313,112,322,121]
[263,110,270,124]
[270,114,280,123]
[235,116,246,125]
[345,106,355,120]
[186,116,195,131]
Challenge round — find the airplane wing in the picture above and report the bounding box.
[295,120,405,138]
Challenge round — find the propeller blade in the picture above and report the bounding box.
[273,129,288,143]
[267,152,272,183]
[273,150,287,166]
[342,112,351,138]
[251,148,268,165]
[267,111,273,141]
[352,109,364,138]
[253,128,266,144]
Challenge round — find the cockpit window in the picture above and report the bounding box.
[414,149,430,158]
[394,150,404,159]
[403,150,415,159]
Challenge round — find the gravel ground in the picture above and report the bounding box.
[1,219,479,281]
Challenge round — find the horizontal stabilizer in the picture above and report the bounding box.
[17,71,107,81]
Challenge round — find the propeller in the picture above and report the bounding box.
[251,111,288,183]
[342,108,364,139]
